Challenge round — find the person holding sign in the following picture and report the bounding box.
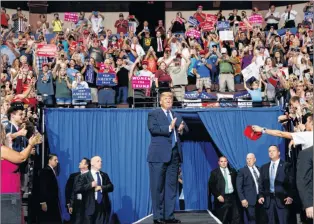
[193,5,206,23]
[71,72,89,108]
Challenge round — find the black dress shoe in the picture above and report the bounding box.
[165,219,181,223]
[154,219,166,224]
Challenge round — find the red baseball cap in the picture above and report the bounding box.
[244,126,262,141]
[42,62,49,68]
[142,60,148,65]
[199,50,206,55]
[83,30,90,34]
[198,5,203,9]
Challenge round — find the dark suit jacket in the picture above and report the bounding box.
[152,36,165,53]
[209,167,237,203]
[74,171,114,216]
[65,172,80,206]
[236,166,259,206]
[39,166,61,221]
[147,108,188,163]
[258,160,296,209]
[297,147,313,209]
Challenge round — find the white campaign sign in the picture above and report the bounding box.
[219,31,234,41]
[242,63,260,81]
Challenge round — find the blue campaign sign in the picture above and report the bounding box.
[188,16,200,26]
[72,88,92,101]
[304,12,313,20]
[217,21,230,30]
[96,73,117,86]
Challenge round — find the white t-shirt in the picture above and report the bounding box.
[90,16,103,34]
[291,131,313,150]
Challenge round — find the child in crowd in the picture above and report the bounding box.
[244,79,262,102]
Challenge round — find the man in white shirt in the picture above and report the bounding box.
[209,156,241,224]
[252,113,313,150]
[265,5,281,30]
[258,146,295,224]
[89,11,104,34]
[237,153,267,224]
[281,4,297,28]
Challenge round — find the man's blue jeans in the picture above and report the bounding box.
[117,86,128,104]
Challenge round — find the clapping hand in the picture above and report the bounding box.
[94,186,102,192]
[170,118,177,131]
[177,121,185,134]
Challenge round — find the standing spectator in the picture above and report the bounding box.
[36,14,49,34]
[52,65,72,106]
[88,40,105,65]
[114,13,128,34]
[116,58,129,104]
[155,20,166,37]
[193,50,212,93]
[244,79,263,103]
[281,4,297,28]
[51,13,63,33]
[236,153,267,224]
[265,5,281,31]
[231,49,242,84]
[193,5,206,23]
[216,10,226,22]
[258,146,295,224]
[75,156,114,224]
[208,45,220,88]
[216,48,236,92]
[228,9,242,27]
[208,156,241,224]
[1,7,10,29]
[11,7,27,33]
[127,15,139,34]
[138,29,155,53]
[75,12,88,29]
[89,11,104,34]
[155,62,172,94]
[39,154,62,224]
[297,147,313,221]
[71,72,89,108]
[147,92,188,224]
[154,31,165,58]
[35,62,54,106]
[82,57,99,104]
[170,12,187,34]
[144,47,158,74]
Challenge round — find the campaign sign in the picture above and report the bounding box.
[64,13,79,23]
[188,16,200,27]
[36,44,57,57]
[72,88,92,101]
[238,21,247,31]
[132,76,151,89]
[248,15,263,25]
[205,14,218,23]
[217,21,230,30]
[304,12,313,21]
[200,21,215,31]
[96,73,117,86]
[186,29,201,38]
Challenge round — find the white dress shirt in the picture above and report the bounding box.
[91,169,102,200]
[265,11,280,24]
[291,131,313,150]
[220,167,234,194]
[281,10,297,22]
[48,165,56,176]
[248,165,260,194]
[269,159,280,181]
[162,108,177,142]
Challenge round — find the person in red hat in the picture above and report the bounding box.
[194,5,206,23]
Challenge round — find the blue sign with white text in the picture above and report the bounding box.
[188,16,200,27]
[96,73,117,86]
[217,21,230,30]
[72,88,92,100]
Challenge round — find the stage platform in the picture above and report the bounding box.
[134,210,222,224]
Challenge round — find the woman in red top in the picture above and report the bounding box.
[1,125,42,224]
[155,61,172,94]
[1,7,10,28]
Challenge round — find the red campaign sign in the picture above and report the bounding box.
[132,76,151,89]
[200,21,215,31]
[205,14,218,23]
[238,22,247,31]
[186,29,201,38]
[248,15,263,25]
[36,44,57,57]
[64,12,79,23]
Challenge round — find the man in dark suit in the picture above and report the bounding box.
[297,147,313,221]
[75,156,114,224]
[39,153,62,224]
[65,158,90,224]
[258,145,296,224]
[208,156,241,224]
[153,31,165,58]
[147,92,188,224]
[236,153,267,224]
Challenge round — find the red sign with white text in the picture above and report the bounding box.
[205,14,218,23]
[132,76,151,89]
[200,21,215,31]
[64,13,79,23]
[36,44,57,57]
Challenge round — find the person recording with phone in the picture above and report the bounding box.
[281,4,297,28]
[52,13,63,34]
[265,5,280,31]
